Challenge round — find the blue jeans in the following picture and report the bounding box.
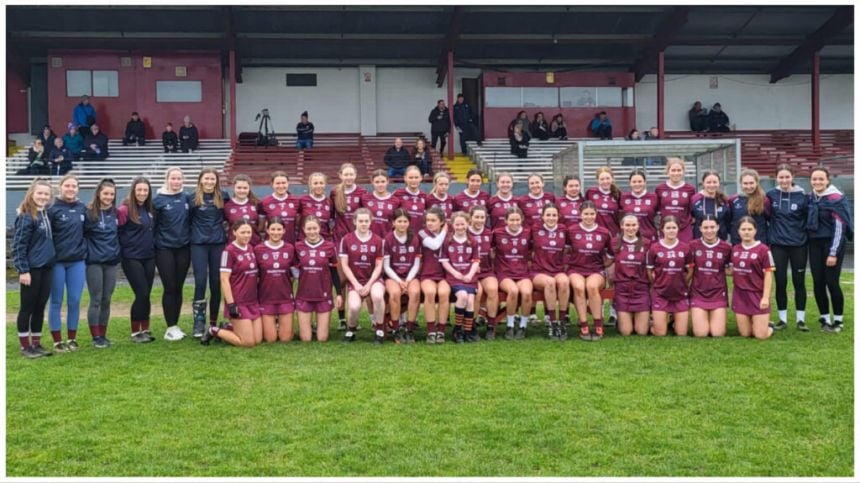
[49,260,87,332]
[388,166,406,178]
[296,138,314,149]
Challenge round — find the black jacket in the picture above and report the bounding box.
[125,119,146,140]
[162,131,178,148]
[296,122,315,140]
[84,132,109,156]
[428,107,451,133]
[179,124,199,150]
[708,110,730,131]
[453,101,474,129]
[530,120,550,141]
[384,146,412,170]
[510,132,530,158]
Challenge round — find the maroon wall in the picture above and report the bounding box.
[7,69,29,134]
[482,71,636,138]
[47,51,223,139]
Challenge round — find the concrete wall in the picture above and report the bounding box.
[635,74,854,132]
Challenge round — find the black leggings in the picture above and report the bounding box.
[155,247,191,326]
[808,238,845,317]
[191,243,224,320]
[122,257,155,323]
[431,130,447,154]
[771,244,807,312]
[17,266,53,336]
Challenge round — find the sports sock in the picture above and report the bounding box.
[518,316,528,329]
[559,309,568,323]
[778,310,787,322]
[464,311,474,332]
[142,320,150,332]
[338,309,346,322]
[834,314,844,323]
[32,334,41,348]
[594,318,604,329]
[822,314,831,324]
[796,310,805,322]
[89,325,99,339]
[407,320,417,331]
[68,329,77,341]
[427,321,437,334]
[18,333,29,350]
[609,306,617,319]
[454,307,465,327]
[131,320,141,334]
[506,315,515,328]
[51,330,62,343]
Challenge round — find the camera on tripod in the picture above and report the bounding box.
[255,108,278,147]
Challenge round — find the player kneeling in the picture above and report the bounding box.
[340,209,386,343]
[731,216,775,339]
[209,220,262,347]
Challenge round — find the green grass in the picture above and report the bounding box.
[5,275,853,477]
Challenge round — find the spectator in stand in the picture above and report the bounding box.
[179,115,199,153]
[123,112,146,146]
[428,99,450,154]
[708,103,731,132]
[626,129,641,141]
[84,124,109,161]
[17,139,49,175]
[453,93,478,155]
[550,114,568,140]
[162,123,178,153]
[296,111,314,149]
[73,95,96,138]
[590,111,612,140]
[622,129,642,165]
[411,138,433,178]
[644,126,660,140]
[384,137,412,178]
[38,125,57,149]
[509,124,530,159]
[508,110,530,138]
[688,101,709,132]
[63,124,84,161]
[49,137,73,176]
[530,112,550,141]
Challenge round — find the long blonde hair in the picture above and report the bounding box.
[161,167,184,194]
[429,172,451,198]
[333,163,357,214]
[595,166,621,200]
[740,168,765,216]
[194,168,224,208]
[18,178,53,219]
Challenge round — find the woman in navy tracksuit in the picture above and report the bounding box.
[807,166,853,333]
[189,168,228,339]
[118,177,156,343]
[728,168,771,245]
[153,167,192,341]
[767,164,809,331]
[48,174,88,353]
[84,179,121,348]
[14,179,56,358]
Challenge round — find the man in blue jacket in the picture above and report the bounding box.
[590,111,613,140]
[73,95,96,139]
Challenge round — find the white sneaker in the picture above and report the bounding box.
[163,326,186,341]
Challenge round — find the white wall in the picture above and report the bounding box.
[635,74,854,131]
[236,67,361,133]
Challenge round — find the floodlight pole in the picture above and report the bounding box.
[811,50,821,150]
[657,50,665,138]
[229,49,237,149]
[447,50,455,161]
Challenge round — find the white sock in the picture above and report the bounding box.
[519,316,528,329]
[834,314,843,323]
[609,306,617,318]
[822,314,831,324]
[507,315,515,328]
[796,310,805,322]
[778,310,788,322]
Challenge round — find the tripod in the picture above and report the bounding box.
[255,110,277,147]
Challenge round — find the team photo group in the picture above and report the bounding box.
[12,156,852,357]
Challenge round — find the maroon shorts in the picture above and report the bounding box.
[690,291,728,311]
[530,271,566,280]
[477,271,497,281]
[295,299,334,314]
[259,301,295,316]
[224,303,261,321]
[731,288,770,316]
[567,270,605,279]
[650,290,689,313]
[613,283,651,313]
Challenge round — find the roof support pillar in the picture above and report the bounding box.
[811,50,821,150]
[229,49,237,149]
[447,50,455,161]
[657,50,665,139]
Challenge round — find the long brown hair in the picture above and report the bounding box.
[333,162,357,214]
[739,168,765,215]
[18,178,53,219]
[123,177,153,224]
[88,178,117,221]
[194,168,224,208]
[700,169,728,205]
[391,208,414,244]
[595,166,621,201]
[232,174,260,206]
[616,213,643,253]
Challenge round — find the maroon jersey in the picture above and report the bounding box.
[585,187,620,237]
[339,231,384,286]
[613,237,650,285]
[492,226,531,280]
[468,226,494,278]
[299,194,334,241]
[331,185,366,242]
[427,193,455,220]
[619,191,659,241]
[224,198,262,246]
[418,228,445,281]
[646,240,693,301]
[689,238,732,299]
[655,182,696,235]
[567,223,614,275]
[219,242,259,305]
[394,187,428,233]
[453,189,490,213]
[254,241,296,304]
[558,195,584,227]
[440,235,479,288]
[487,193,518,229]
[530,224,568,274]
[518,192,556,229]
[731,241,775,292]
[364,192,398,238]
[259,193,300,244]
[384,232,421,279]
[294,238,338,302]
